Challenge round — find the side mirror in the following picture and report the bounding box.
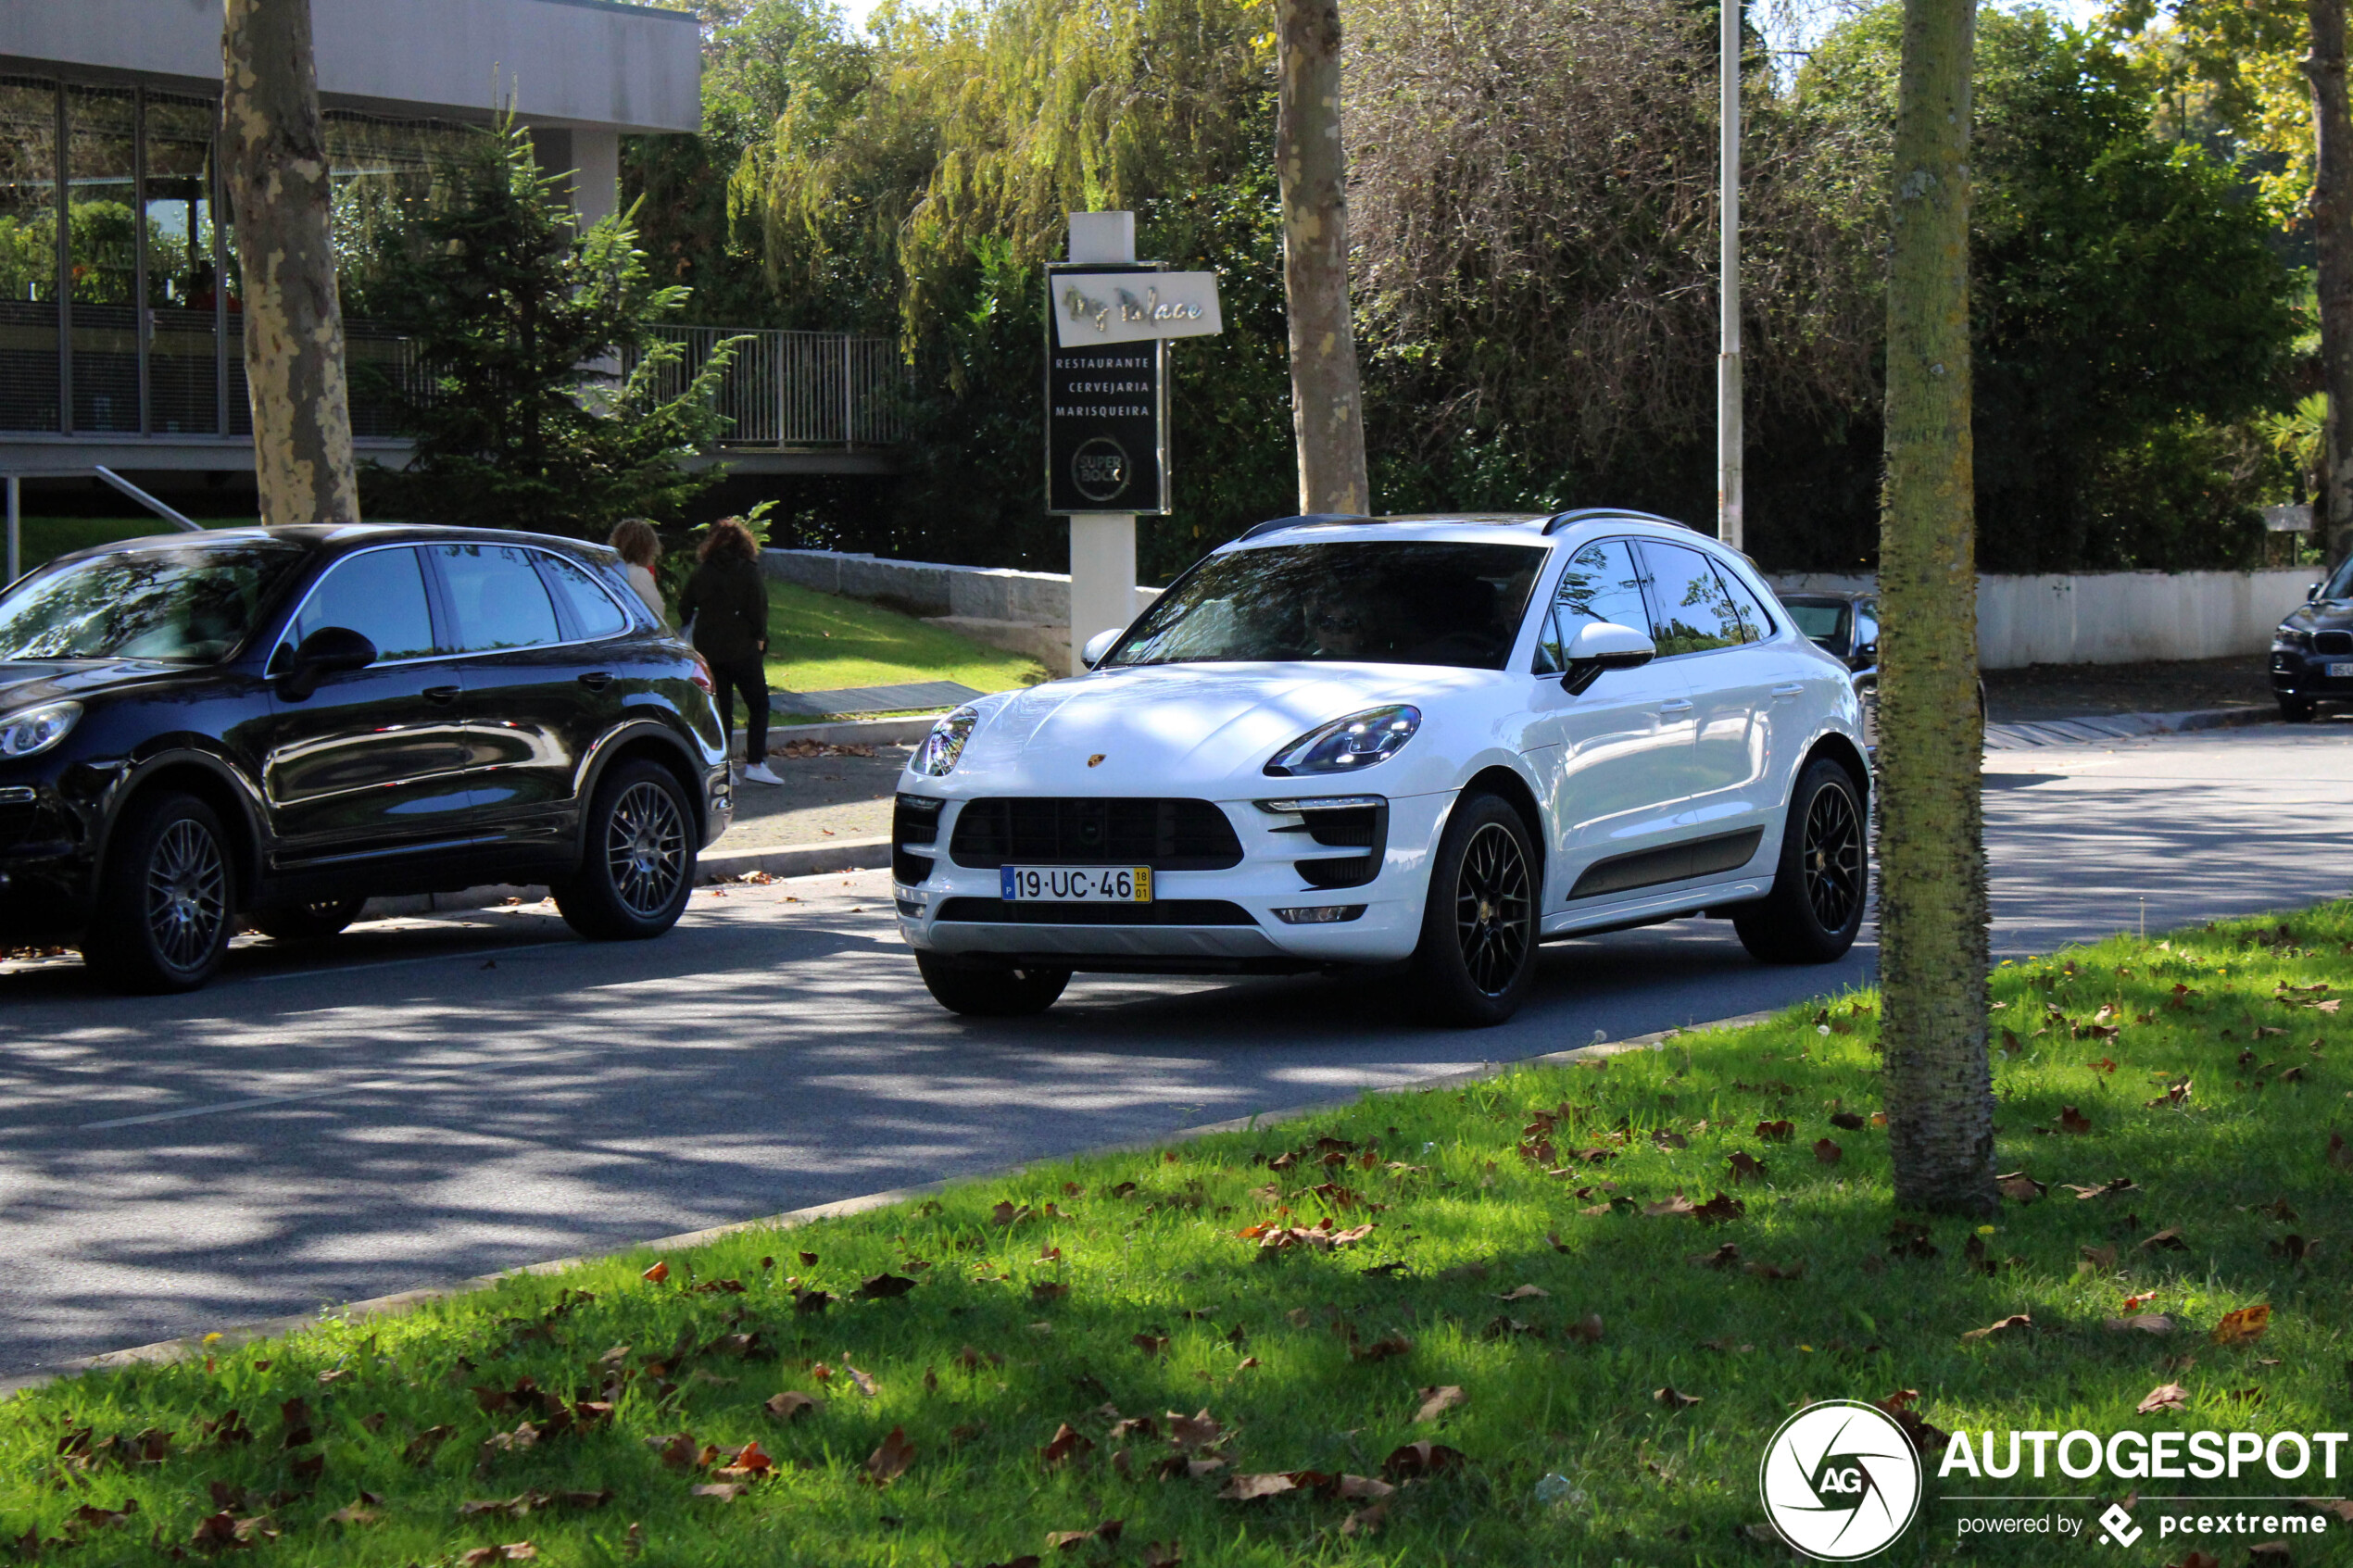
[2310,582,2324,604]
[1562,621,1655,696]
[277,625,377,701]
[1079,627,1122,670]
[1852,612,1880,664]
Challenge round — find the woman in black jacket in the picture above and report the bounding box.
[677,519,780,785]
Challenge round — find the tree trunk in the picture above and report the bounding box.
[1879,0,1994,1216]
[221,0,359,527]
[1274,0,1370,516]
[2310,0,2353,567]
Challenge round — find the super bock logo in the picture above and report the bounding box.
[1759,1401,1924,1561]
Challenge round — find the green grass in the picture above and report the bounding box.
[760,578,1050,697]
[11,905,2353,1564]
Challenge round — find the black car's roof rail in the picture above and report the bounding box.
[1540,508,1696,536]
[1235,512,1379,543]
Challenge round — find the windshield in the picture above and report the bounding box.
[0,539,309,663]
[2325,557,2353,601]
[1106,541,1546,671]
[1782,599,1851,647]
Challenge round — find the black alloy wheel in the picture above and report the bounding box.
[1734,757,1869,965]
[553,759,698,941]
[1409,791,1540,1027]
[82,791,237,993]
[252,897,367,943]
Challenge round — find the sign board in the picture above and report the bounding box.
[1051,270,1224,346]
[1046,262,1169,516]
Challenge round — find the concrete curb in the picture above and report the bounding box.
[357,838,893,922]
[0,1008,1779,1396]
[759,712,946,746]
[1983,703,2274,751]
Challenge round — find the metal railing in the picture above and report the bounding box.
[637,327,905,449]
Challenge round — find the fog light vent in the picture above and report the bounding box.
[1271,904,1366,925]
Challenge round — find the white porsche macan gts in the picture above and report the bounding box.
[891,510,1871,1026]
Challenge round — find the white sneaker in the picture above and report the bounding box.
[741,762,783,786]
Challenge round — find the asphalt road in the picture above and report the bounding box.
[0,723,2346,1375]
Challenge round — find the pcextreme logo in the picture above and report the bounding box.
[1759,1400,1924,1561]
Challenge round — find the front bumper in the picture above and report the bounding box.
[2272,648,2353,702]
[891,790,1452,972]
[0,764,101,939]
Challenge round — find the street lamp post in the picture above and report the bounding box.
[1718,0,1743,552]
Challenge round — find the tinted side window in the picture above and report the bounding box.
[1535,539,1649,671]
[1639,542,1744,657]
[1710,563,1773,644]
[434,545,560,652]
[539,553,630,641]
[293,547,435,661]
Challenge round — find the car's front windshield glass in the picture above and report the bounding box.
[1106,540,1546,671]
[0,539,309,663]
[2326,557,2353,600]
[1782,600,1850,647]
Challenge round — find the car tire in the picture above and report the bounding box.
[252,897,367,943]
[915,952,1071,1016]
[82,791,236,994]
[552,759,698,941]
[2279,695,2317,723]
[1734,757,1869,965]
[1408,790,1539,1027]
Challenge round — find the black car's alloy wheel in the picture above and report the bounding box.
[608,779,690,919]
[1735,757,1869,965]
[1455,821,1534,997]
[82,791,237,994]
[1410,791,1540,1027]
[553,759,698,941]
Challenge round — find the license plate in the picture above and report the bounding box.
[2328,662,2353,679]
[1000,865,1153,902]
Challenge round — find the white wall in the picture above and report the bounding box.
[1769,570,2316,670]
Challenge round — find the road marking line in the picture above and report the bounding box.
[81,1084,373,1131]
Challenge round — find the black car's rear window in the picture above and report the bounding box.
[1106,541,1545,671]
[0,538,309,663]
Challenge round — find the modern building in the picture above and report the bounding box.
[0,0,891,509]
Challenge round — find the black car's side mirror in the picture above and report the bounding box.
[2310,582,2324,604]
[277,625,377,701]
[1562,621,1656,696]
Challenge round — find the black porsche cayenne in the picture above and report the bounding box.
[2272,553,2353,721]
[0,524,733,992]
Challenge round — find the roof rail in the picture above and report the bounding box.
[1540,508,1695,536]
[1235,512,1379,543]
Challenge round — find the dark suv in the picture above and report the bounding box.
[0,524,732,992]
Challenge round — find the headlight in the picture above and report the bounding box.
[1265,705,1421,777]
[0,701,80,760]
[2276,626,2311,652]
[914,705,980,777]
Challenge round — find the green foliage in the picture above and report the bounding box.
[1793,6,2301,570]
[358,122,738,538]
[6,902,2352,1562]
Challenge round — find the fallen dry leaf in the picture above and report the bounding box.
[1653,1386,1703,1410]
[1218,1473,1297,1501]
[1813,1138,1843,1165]
[641,1261,669,1285]
[2210,1304,2271,1347]
[2141,1227,2189,1253]
[2058,1106,2094,1135]
[1040,1424,1094,1467]
[764,1391,819,1422]
[864,1426,915,1486]
[2137,1383,2190,1414]
[1413,1385,1467,1423]
[1961,1313,2033,1343]
[1380,1439,1466,1479]
[1996,1171,2046,1202]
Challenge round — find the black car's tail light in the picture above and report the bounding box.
[894,794,944,885]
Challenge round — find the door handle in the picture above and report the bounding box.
[1771,684,1805,698]
[422,685,460,706]
[1657,699,1694,714]
[578,671,614,691]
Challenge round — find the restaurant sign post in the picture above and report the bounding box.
[1046,213,1222,672]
